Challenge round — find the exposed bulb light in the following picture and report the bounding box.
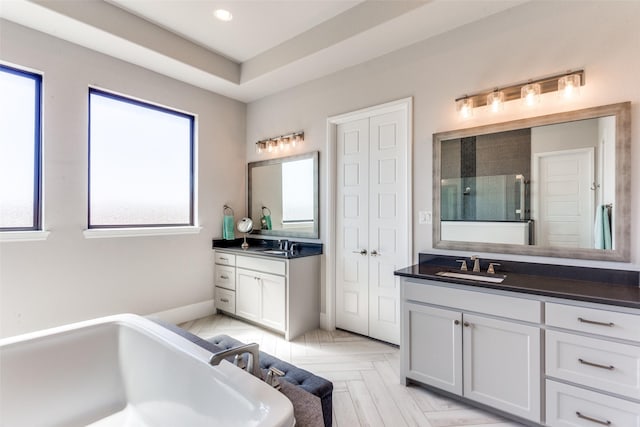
[487,90,505,113]
[456,97,474,119]
[255,131,304,154]
[521,82,541,107]
[558,73,581,99]
[213,9,233,22]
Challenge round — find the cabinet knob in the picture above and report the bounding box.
[454,320,460,325]
[352,249,367,255]
[463,322,470,327]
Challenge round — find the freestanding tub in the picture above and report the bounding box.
[0,314,294,427]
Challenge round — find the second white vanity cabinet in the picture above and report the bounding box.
[214,249,320,341]
[545,301,640,426]
[402,279,542,423]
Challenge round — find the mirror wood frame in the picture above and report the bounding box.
[432,102,631,262]
[248,151,319,239]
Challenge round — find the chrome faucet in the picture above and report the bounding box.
[209,342,262,378]
[470,255,481,272]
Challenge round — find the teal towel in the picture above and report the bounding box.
[223,215,235,240]
[594,205,604,249]
[264,214,272,230]
[603,206,612,250]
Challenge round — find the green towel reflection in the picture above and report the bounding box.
[223,215,235,240]
[262,215,272,230]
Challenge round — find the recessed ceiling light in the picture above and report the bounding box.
[213,9,232,22]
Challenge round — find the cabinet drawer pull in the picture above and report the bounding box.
[220,298,230,303]
[220,275,229,280]
[578,358,615,370]
[219,257,228,261]
[576,411,611,426]
[578,317,614,327]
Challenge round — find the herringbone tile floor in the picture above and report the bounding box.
[180,314,523,427]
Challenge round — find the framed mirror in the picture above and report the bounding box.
[433,102,630,262]
[248,151,319,239]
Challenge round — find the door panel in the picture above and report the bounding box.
[260,273,286,332]
[236,269,261,322]
[535,148,594,248]
[404,302,462,394]
[336,118,370,336]
[335,106,409,345]
[463,313,541,422]
[368,110,407,345]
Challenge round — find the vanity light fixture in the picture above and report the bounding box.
[455,97,474,119]
[521,82,541,107]
[487,89,505,112]
[256,131,304,154]
[455,69,585,119]
[558,73,581,99]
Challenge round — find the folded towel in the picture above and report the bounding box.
[223,215,235,240]
[603,205,612,250]
[263,214,272,230]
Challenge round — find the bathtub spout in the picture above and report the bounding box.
[209,343,261,378]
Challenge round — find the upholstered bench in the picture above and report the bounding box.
[209,334,333,427]
[154,320,333,427]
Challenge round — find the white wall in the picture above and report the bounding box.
[0,21,246,337]
[245,2,640,316]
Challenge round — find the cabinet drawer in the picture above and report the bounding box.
[237,255,285,276]
[215,287,235,314]
[214,252,236,266]
[546,380,640,427]
[215,265,236,290]
[546,330,640,399]
[546,302,640,342]
[403,279,541,323]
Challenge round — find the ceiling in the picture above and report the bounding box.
[0,0,528,102]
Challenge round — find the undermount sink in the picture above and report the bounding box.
[436,271,506,284]
[262,249,289,255]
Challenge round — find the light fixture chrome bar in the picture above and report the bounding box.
[455,69,585,108]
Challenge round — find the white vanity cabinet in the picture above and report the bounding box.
[402,279,542,423]
[214,249,320,341]
[545,301,640,426]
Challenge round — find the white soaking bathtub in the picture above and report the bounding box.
[0,314,294,427]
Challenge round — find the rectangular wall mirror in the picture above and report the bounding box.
[433,102,630,262]
[248,151,319,239]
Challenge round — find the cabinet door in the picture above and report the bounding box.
[260,272,286,332]
[463,314,541,423]
[236,269,261,322]
[403,302,462,395]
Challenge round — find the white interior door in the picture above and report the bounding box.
[335,118,370,336]
[368,110,408,344]
[533,148,594,248]
[335,106,409,345]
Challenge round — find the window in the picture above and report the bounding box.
[88,89,194,228]
[281,158,314,225]
[0,64,42,231]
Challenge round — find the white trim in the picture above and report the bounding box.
[83,226,202,239]
[147,299,216,325]
[0,230,50,242]
[325,96,413,332]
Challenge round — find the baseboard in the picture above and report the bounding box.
[319,313,335,331]
[147,300,215,325]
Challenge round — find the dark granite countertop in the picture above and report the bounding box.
[212,238,322,259]
[395,253,640,309]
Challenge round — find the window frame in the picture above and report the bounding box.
[0,63,43,232]
[87,88,195,229]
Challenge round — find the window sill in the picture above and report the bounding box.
[83,226,202,239]
[0,230,51,242]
